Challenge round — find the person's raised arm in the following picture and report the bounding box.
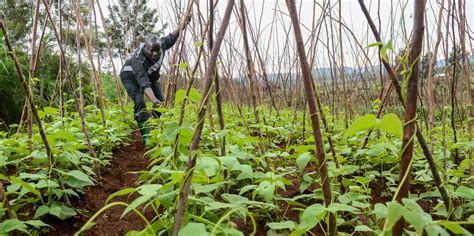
[171,16,191,38]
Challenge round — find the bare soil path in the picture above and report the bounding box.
[46,131,151,235]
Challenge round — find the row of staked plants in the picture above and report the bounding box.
[81,88,474,235]
[0,103,134,235]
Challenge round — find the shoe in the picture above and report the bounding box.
[137,121,152,146]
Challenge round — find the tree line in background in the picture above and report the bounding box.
[0,0,160,127]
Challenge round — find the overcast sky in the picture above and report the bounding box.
[100,0,473,72]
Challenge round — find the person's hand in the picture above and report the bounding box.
[152,100,163,118]
[181,16,191,28]
[152,100,162,108]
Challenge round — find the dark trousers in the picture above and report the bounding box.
[120,71,164,122]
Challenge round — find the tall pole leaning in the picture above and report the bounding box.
[357,0,452,219]
[209,0,227,156]
[392,0,426,234]
[172,1,234,234]
[0,17,54,172]
[285,0,337,234]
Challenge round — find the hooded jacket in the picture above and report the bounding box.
[122,33,178,90]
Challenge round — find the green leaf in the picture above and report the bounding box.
[344,114,377,138]
[402,198,426,214]
[267,221,296,230]
[137,184,162,196]
[157,190,177,209]
[239,185,257,195]
[196,157,220,177]
[381,47,388,62]
[25,220,49,228]
[236,164,253,180]
[0,219,28,234]
[385,39,394,50]
[367,42,383,48]
[222,193,249,205]
[55,130,77,142]
[205,201,235,211]
[178,125,194,144]
[122,195,152,217]
[220,226,243,236]
[59,205,77,219]
[65,170,94,186]
[106,188,136,204]
[49,205,62,218]
[164,121,180,141]
[379,113,403,137]
[425,225,449,236]
[373,203,388,220]
[178,62,188,70]
[458,158,471,172]
[18,173,47,180]
[327,203,359,213]
[153,107,168,113]
[43,107,58,115]
[299,181,311,193]
[258,184,275,203]
[454,186,474,200]
[194,183,223,194]
[174,89,186,106]
[7,183,20,193]
[299,204,326,230]
[38,110,46,119]
[59,189,79,198]
[179,223,208,236]
[403,210,425,234]
[354,225,374,232]
[36,180,59,189]
[34,205,50,219]
[48,204,76,220]
[296,152,311,171]
[385,202,406,229]
[10,176,42,200]
[439,221,469,234]
[189,88,201,103]
[194,41,203,48]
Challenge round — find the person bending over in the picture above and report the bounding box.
[120,17,190,145]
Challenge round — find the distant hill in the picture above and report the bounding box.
[310,55,474,81]
[435,54,474,68]
[232,55,473,82]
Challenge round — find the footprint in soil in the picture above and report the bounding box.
[46,131,154,236]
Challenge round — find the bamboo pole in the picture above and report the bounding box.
[164,1,194,107]
[338,0,349,127]
[457,0,473,186]
[209,0,227,156]
[0,17,54,173]
[76,23,95,158]
[427,0,445,154]
[72,0,107,128]
[238,0,266,156]
[450,0,460,165]
[95,0,124,112]
[172,1,234,234]
[286,0,337,234]
[393,0,426,234]
[358,0,452,217]
[27,0,41,153]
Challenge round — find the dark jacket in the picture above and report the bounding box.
[122,33,178,90]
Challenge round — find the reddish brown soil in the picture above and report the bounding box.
[46,131,152,235]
